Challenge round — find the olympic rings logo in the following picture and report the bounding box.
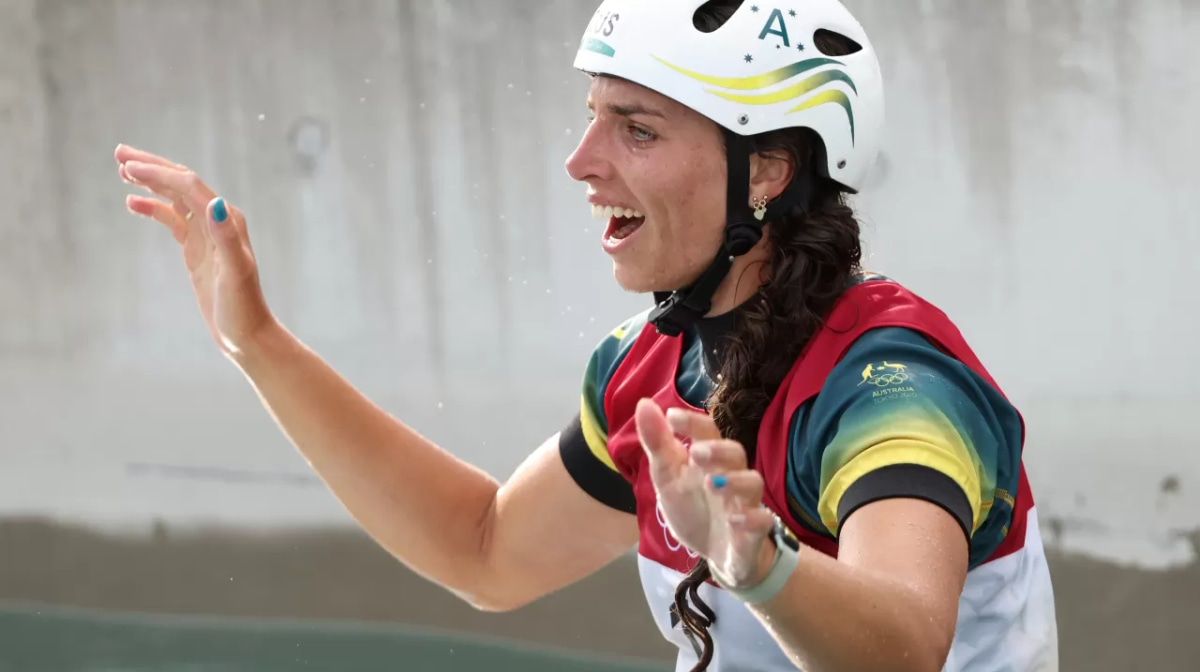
[656,500,699,558]
[867,372,909,387]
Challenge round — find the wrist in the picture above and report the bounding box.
[228,317,292,374]
[711,534,778,588]
[711,515,802,604]
[748,534,780,585]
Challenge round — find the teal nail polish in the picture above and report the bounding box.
[212,197,228,223]
[712,474,728,489]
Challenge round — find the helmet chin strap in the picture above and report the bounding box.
[648,130,810,337]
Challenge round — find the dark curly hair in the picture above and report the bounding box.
[672,2,865,669]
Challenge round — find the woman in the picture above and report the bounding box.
[115,0,1059,670]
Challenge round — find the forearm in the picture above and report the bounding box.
[233,321,504,604]
[748,541,954,672]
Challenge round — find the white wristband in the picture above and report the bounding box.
[712,516,801,604]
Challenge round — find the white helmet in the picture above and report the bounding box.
[573,0,884,193]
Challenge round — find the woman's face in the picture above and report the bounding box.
[565,75,730,294]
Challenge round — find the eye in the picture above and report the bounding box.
[630,125,657,143]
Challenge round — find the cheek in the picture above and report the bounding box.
[669,165,727,253]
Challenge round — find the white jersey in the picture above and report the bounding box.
[638,511,1059,672]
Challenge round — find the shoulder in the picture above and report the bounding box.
[582,308,654,409]
[560,308,654,515]
[807,325,1023,480]
[784,326,1024,564]
[592,308,652,363]
[820,326,984,410]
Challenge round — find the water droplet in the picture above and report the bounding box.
[360,96,367,103]
[520,255,526,262]
[526,90,532,96]
[419,102,426,109]
[431,211,437,216]
[589,317,596,323]
[364,78,372,85]
[546,289,552,294]
[579,332,586,338]
[427,259,433,264]
[565,128,573,135]
[257,113,266,121]
[522,279,528,285]
[437,402,444,410]
[507,83,515,90]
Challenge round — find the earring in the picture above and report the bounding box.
[751,195,768,221]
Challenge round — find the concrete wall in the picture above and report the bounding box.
[2,0,1199,669]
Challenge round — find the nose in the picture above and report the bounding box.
[564,120,612,184]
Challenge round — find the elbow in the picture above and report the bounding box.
[447,539,539,613]
[451,501,531,613]
[906,649,951,672]
[451,586,534,614]
[901,624,955,672]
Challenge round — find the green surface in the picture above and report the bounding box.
[0,604,666,672]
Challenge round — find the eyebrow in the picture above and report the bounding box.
[588,101,667,119]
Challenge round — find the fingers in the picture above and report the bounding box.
[689,439,747,471]
[226,202,253,251]
[206,196,254,265]
[115,143,188,170]
[666,406,723,443]
[727,506,775,535]
[126,194,187,243]
[123,160,215,244]
[635,398,688,478]
[708,469,764,510]
[123,160,216,203]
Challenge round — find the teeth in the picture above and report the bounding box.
[591,204,645,219]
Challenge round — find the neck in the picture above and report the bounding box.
[705,235,772,317]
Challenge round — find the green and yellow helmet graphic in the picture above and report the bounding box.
[652,55,859,145]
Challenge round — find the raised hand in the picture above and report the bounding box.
[634,398,777,587]
[115,144,276,357]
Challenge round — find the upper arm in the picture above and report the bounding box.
[477,316,646,611]
[783,326,1022,647]
[559,313,649,514]
[836,496,968,659]
[481,431,638,611]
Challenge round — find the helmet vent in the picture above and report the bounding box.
[693,0,744,33]
[813,29,862,56]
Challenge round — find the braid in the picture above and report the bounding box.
[668,4,866,668]
[670,177,861,670]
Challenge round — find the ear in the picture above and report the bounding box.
[748,149,794,201]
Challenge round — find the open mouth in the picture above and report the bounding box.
[594,204,645,246]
